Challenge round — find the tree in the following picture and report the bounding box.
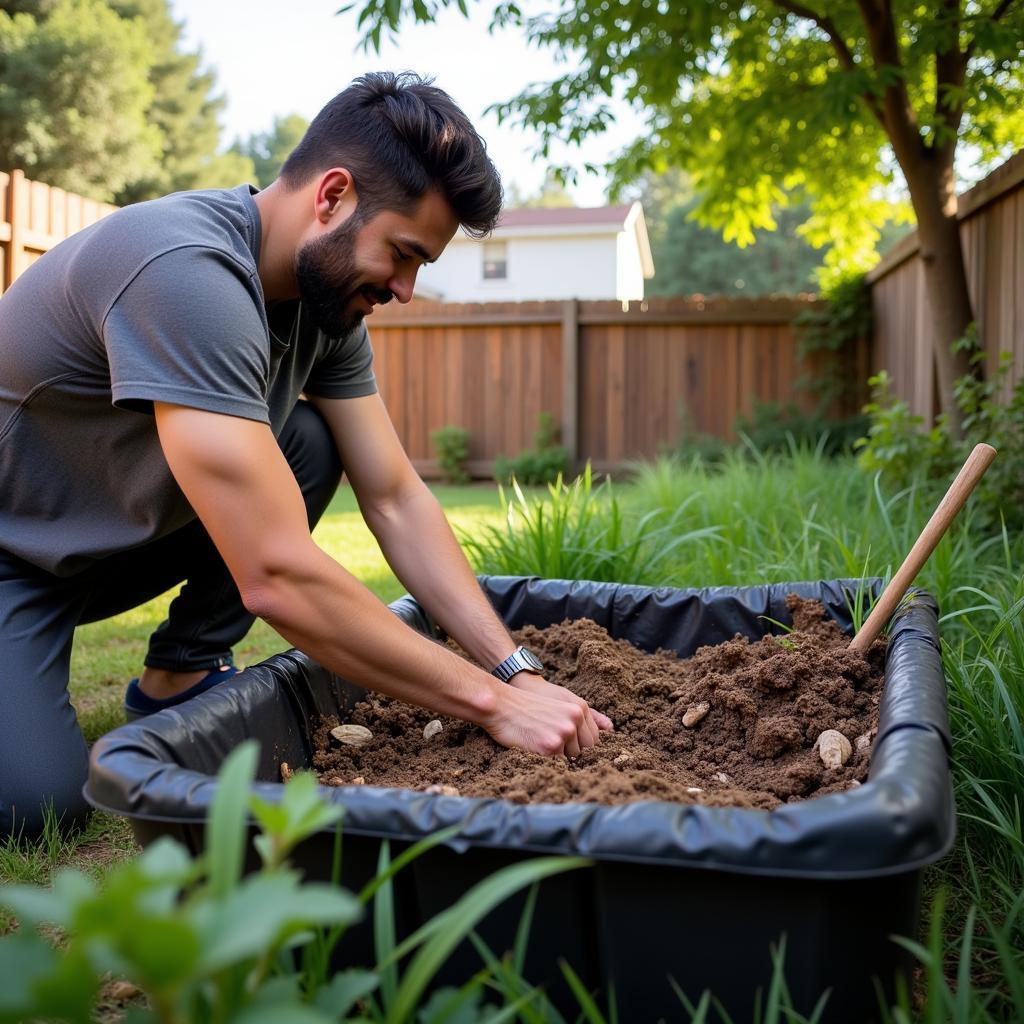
[651,199,825,296]
[0,0,253,203]
[629,168,824,295]
[232,113,309,188]
[343,0,1024,429]
[108,0,253,201]
[0,0,161,200]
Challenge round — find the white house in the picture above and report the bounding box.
[414,201,655,303]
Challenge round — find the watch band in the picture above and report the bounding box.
[491,646,544,683]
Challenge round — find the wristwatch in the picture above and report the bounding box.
[491,645,545,683]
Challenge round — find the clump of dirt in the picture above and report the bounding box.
[310,596,886,809]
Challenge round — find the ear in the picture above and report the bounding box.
[314,168,358,224]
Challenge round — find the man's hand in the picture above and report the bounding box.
[484,673,614,757]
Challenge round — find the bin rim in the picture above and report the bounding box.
[86,575,956,880]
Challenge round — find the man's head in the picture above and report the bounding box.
[281,72,503,335]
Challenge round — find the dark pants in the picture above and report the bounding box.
[0,402,341,839]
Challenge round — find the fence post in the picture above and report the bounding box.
[561,299,580,472]
[4,169,25,289]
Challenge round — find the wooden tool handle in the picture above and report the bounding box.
[849,443,997,652]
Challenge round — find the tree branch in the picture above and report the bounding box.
[934,0,967,164]
[855,0,924,170]
[989,0,1017,22]
[772,1,887,127]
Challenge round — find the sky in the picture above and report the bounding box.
[168,0,635,207]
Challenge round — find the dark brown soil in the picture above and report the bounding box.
[310,596,887,809]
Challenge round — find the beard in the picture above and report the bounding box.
[295,213,394,336]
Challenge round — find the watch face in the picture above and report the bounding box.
[520,647,544,672]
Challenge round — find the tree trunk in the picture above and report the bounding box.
[901,156,975,435]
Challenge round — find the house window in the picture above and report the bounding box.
[482,240,507,280]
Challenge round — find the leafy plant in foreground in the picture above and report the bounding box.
[0,743,587,1023]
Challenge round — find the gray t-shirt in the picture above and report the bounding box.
[0,184,377,576]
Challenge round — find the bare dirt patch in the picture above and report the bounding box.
[311,596,886,809]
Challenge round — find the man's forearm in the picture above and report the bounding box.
[248,540,504,722]
[362,483,517,671]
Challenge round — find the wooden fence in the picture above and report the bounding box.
[0,169,850,477]
[0,169,117,293]
[867,150,1024,420]
[369,296,855,477]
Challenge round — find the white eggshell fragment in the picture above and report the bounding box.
[815,729,852,769]
[330,724,373,747]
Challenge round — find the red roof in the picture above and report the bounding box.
[496,204,633,228]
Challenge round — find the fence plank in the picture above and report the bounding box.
[868,149,1024,418]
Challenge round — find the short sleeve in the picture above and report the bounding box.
[302,322,378,399]
[103,246,272,423]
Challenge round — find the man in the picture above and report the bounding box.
[0,72,612,839]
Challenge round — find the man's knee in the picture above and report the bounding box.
[279,401,343,525]
[2,752,91,842]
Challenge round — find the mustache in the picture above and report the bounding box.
[360,285,394,305]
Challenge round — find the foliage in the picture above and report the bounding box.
[0,741,589,1023]
[341,1,1023,282]
[0,0,161,201]
[0,0,252,203]
[430,424,472,485]
[734,402,868,459]
[494,411,569,486]
[108,0,253,203]
[855,370,958,482]
[463,463,720,583]
[793,273,873,410]
[232,112,309,189]
[856,331,1024,530]
[647,195,826,298]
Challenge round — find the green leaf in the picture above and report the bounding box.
[416,980,487,1023]
[26,942,98,1024]
[195,874,361,972]
[119,915,201,989]
[229,1002,335,1024]
[374,840,399,1013]
[312,969,380,1017]
[0,933,58,1018]
[384,856,589,1022]
[250,771,344,866]
[558,958,606,1024]
[358,825,463,905]
[207,741,259,898]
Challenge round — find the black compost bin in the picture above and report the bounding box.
[86,577,955,1023]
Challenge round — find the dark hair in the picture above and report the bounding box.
[280,71,503,238]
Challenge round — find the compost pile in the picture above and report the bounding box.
[310,596,887,809]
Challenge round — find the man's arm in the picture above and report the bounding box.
[307,393,612,738]
[154,401,602,756]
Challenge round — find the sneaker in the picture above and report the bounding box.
[123,664,239,721]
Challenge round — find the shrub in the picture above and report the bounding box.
[855,327,1024,530]
[735,401,869,457]
[494,411,570,486]
[793,272,873,411]
[430,424,471,484]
